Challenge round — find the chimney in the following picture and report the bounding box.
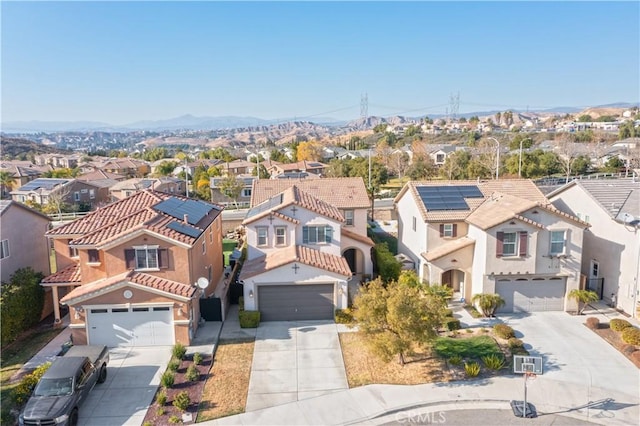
[183,214,189,224]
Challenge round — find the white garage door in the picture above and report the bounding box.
[87,306,174,347]
[496,278,566,313]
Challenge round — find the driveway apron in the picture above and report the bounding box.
[246,320,348,412]
[78,346,173,425]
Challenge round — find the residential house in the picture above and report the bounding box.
[11,178,109,211]
[0,201,53,318]
[337,150,370,161]
[239,177,374,320]
[322,146,347,161]
[427,145,458,166]
[101,158,151,178]
[219,159,257,176]
[266,160,327,178]
[110,177,186,201]
[43,190,224,346]
[548,178,640,317]
[0,161,43,198]
[34,153,82,169]
[210,174,256,207]
[395,179,588,313]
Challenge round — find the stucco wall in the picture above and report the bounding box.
[395,191,427,277]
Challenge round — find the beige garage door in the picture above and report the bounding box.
[258,284,334,321]
[496,278,566,313]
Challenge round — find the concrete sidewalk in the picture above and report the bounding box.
[201,375,638,425]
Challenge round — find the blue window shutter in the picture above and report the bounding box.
[325,226,332,243]
[303,226,309,244]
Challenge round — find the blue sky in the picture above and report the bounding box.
[2,1,639,124]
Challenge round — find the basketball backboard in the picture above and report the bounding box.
[513,355,543,374]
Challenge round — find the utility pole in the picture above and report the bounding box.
[487,137,500,180]
[184,157,189,198]
[519,139,524,178]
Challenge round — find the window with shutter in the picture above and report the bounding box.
[452,224,457,237]
[439,224,444,237]
[125,249,136,269]
[496,232,504,257]
[519,232,527,257]
[158,249,169,268]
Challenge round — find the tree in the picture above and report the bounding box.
[567,289,598,315]
[619,121,639,139]
[577,114,593,122]
[439,150,471,180]
[155,160,177,176]
[405,124,421,137]
[296,141,322,161]
[556,137,580,180]
[1,267,45,346]
[218,174,245,208]
[471,293,505,317]
[603,156,625,173]
[252,164,270,179]
[406,154,435,180]
[352,277,446,365]
[0,171,14,198]
[389,151,410,178]
[373,124,387,133]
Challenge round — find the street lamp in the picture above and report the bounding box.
[487,137,500,180]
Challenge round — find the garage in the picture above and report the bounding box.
[496,277,566,313]
[86,306,174,347]
[258,284,335,321]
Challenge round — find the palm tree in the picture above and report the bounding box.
[568,289,599,315]
[0,171,14,198]
[472,293,505,317]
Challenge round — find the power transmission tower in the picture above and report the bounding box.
[449,92,460,120]
[360,92,368,121]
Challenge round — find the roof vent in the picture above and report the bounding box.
[183,214,189,224]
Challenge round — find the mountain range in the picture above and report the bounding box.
[2,102,637,133]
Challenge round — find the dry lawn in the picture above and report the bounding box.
[339,332,452,387]
[196,339,255,422]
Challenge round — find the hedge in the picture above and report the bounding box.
[373,243,401,283]
[13,362,51,406]
[621,327,640,345]
[1,267,45,346]
[610,318,632,332]
[335,308,354,324]
[443,318,461,331]
[493,324,515,339]
[239,310,260,328]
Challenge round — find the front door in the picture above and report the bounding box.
[588,260,603,299]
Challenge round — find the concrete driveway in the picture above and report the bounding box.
[78,346,173,425]
[503,312,639,398]
[246,320,348,411]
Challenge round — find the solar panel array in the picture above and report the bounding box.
[19,178,69,191]
[153,198,216,225]
[246,193,283,218]
[416,185,484,211]
[167,220,202,238]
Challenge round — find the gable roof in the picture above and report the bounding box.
[243,185,344,225]
[46,190,223,247]
[59,270,196,304]
[422,237,475,262]
[41,263,82,285]
[548,178,640,219]
[239,245,351,280]
[251,177,370,209]
[0,200,51,222]
[395,179,549,222]
[341,228,375,246]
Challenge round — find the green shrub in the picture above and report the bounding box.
[464,362,481,377]
[511,346,530,356]
[443,318,461,331]
[144,421,154,426]
[621,327,640,345]
[374,242,401,283]
[172,343,187,360]
[610,318,632,332]
[168,415,182,423]
[167,358,180,372]
[443,309,454,317]
[0,267,45,346]
[493,324,515,339]
[238,296,245,311]
[160,371,175,388]
[156,389,167,406]
[193,352,203,365]
[239,310,260,328]
[466,305,483,318]
[508,338,524,349]
[173,391,191,411]
[482,354,505,370]
[12,361,51,406]
[585,317,600,330]
[335,308,354,324]
[448,355,462,366]
[185,364,199,382]
[471,293,505,317]
[156,407,166,416]
[465,328,474,334]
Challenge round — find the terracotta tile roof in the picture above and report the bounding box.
[60,270,196,304]
[341,228,375,246]
[47,190,223,247]
[239,245,352,280]
[42,263,82,284]
[422,237,475,262]
[243,185,344,224]
[251,177,370,209]
[396,179,549,222]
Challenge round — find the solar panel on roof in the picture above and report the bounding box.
[457,185,483,198]
[416,185,484,211]
[154,198,215,225]
[246,193,283,218]
[167,220,202,238]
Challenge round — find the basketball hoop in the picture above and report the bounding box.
[524,371,537,381]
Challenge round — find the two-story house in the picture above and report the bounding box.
[43,190,224,346]
[266,160,327,178]
[395,179,588,313]
[11,178,110,211]
[239,177,373,320]
[210,175,255,208]
[548,178,640,318]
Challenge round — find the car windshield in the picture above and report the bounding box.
[33,377,73,397]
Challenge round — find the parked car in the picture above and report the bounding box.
[19,345,109,426]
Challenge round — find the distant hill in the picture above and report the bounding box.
[0,137,72,159]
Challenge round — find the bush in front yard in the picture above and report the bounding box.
[493,324,515,339]
[610,318,632,332]
[239,310,260,328]
[155,389,167,406]
[464,362,480,377]
[585,317,600,330]
[173,391,190,411]
[192,352,203,365]
[335,308,354,324]
[0,267,45,346]
[443,309,454,317]
[621,327,640,345]
[511,346,530,356]
[172,343,187,360]
[482,354,505,370]
[508,338,524,349]
[185,364,199,382]
[12,362,51,406]
[160,371,175,388]
[167,358,180,372]
[443,318,461,331]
